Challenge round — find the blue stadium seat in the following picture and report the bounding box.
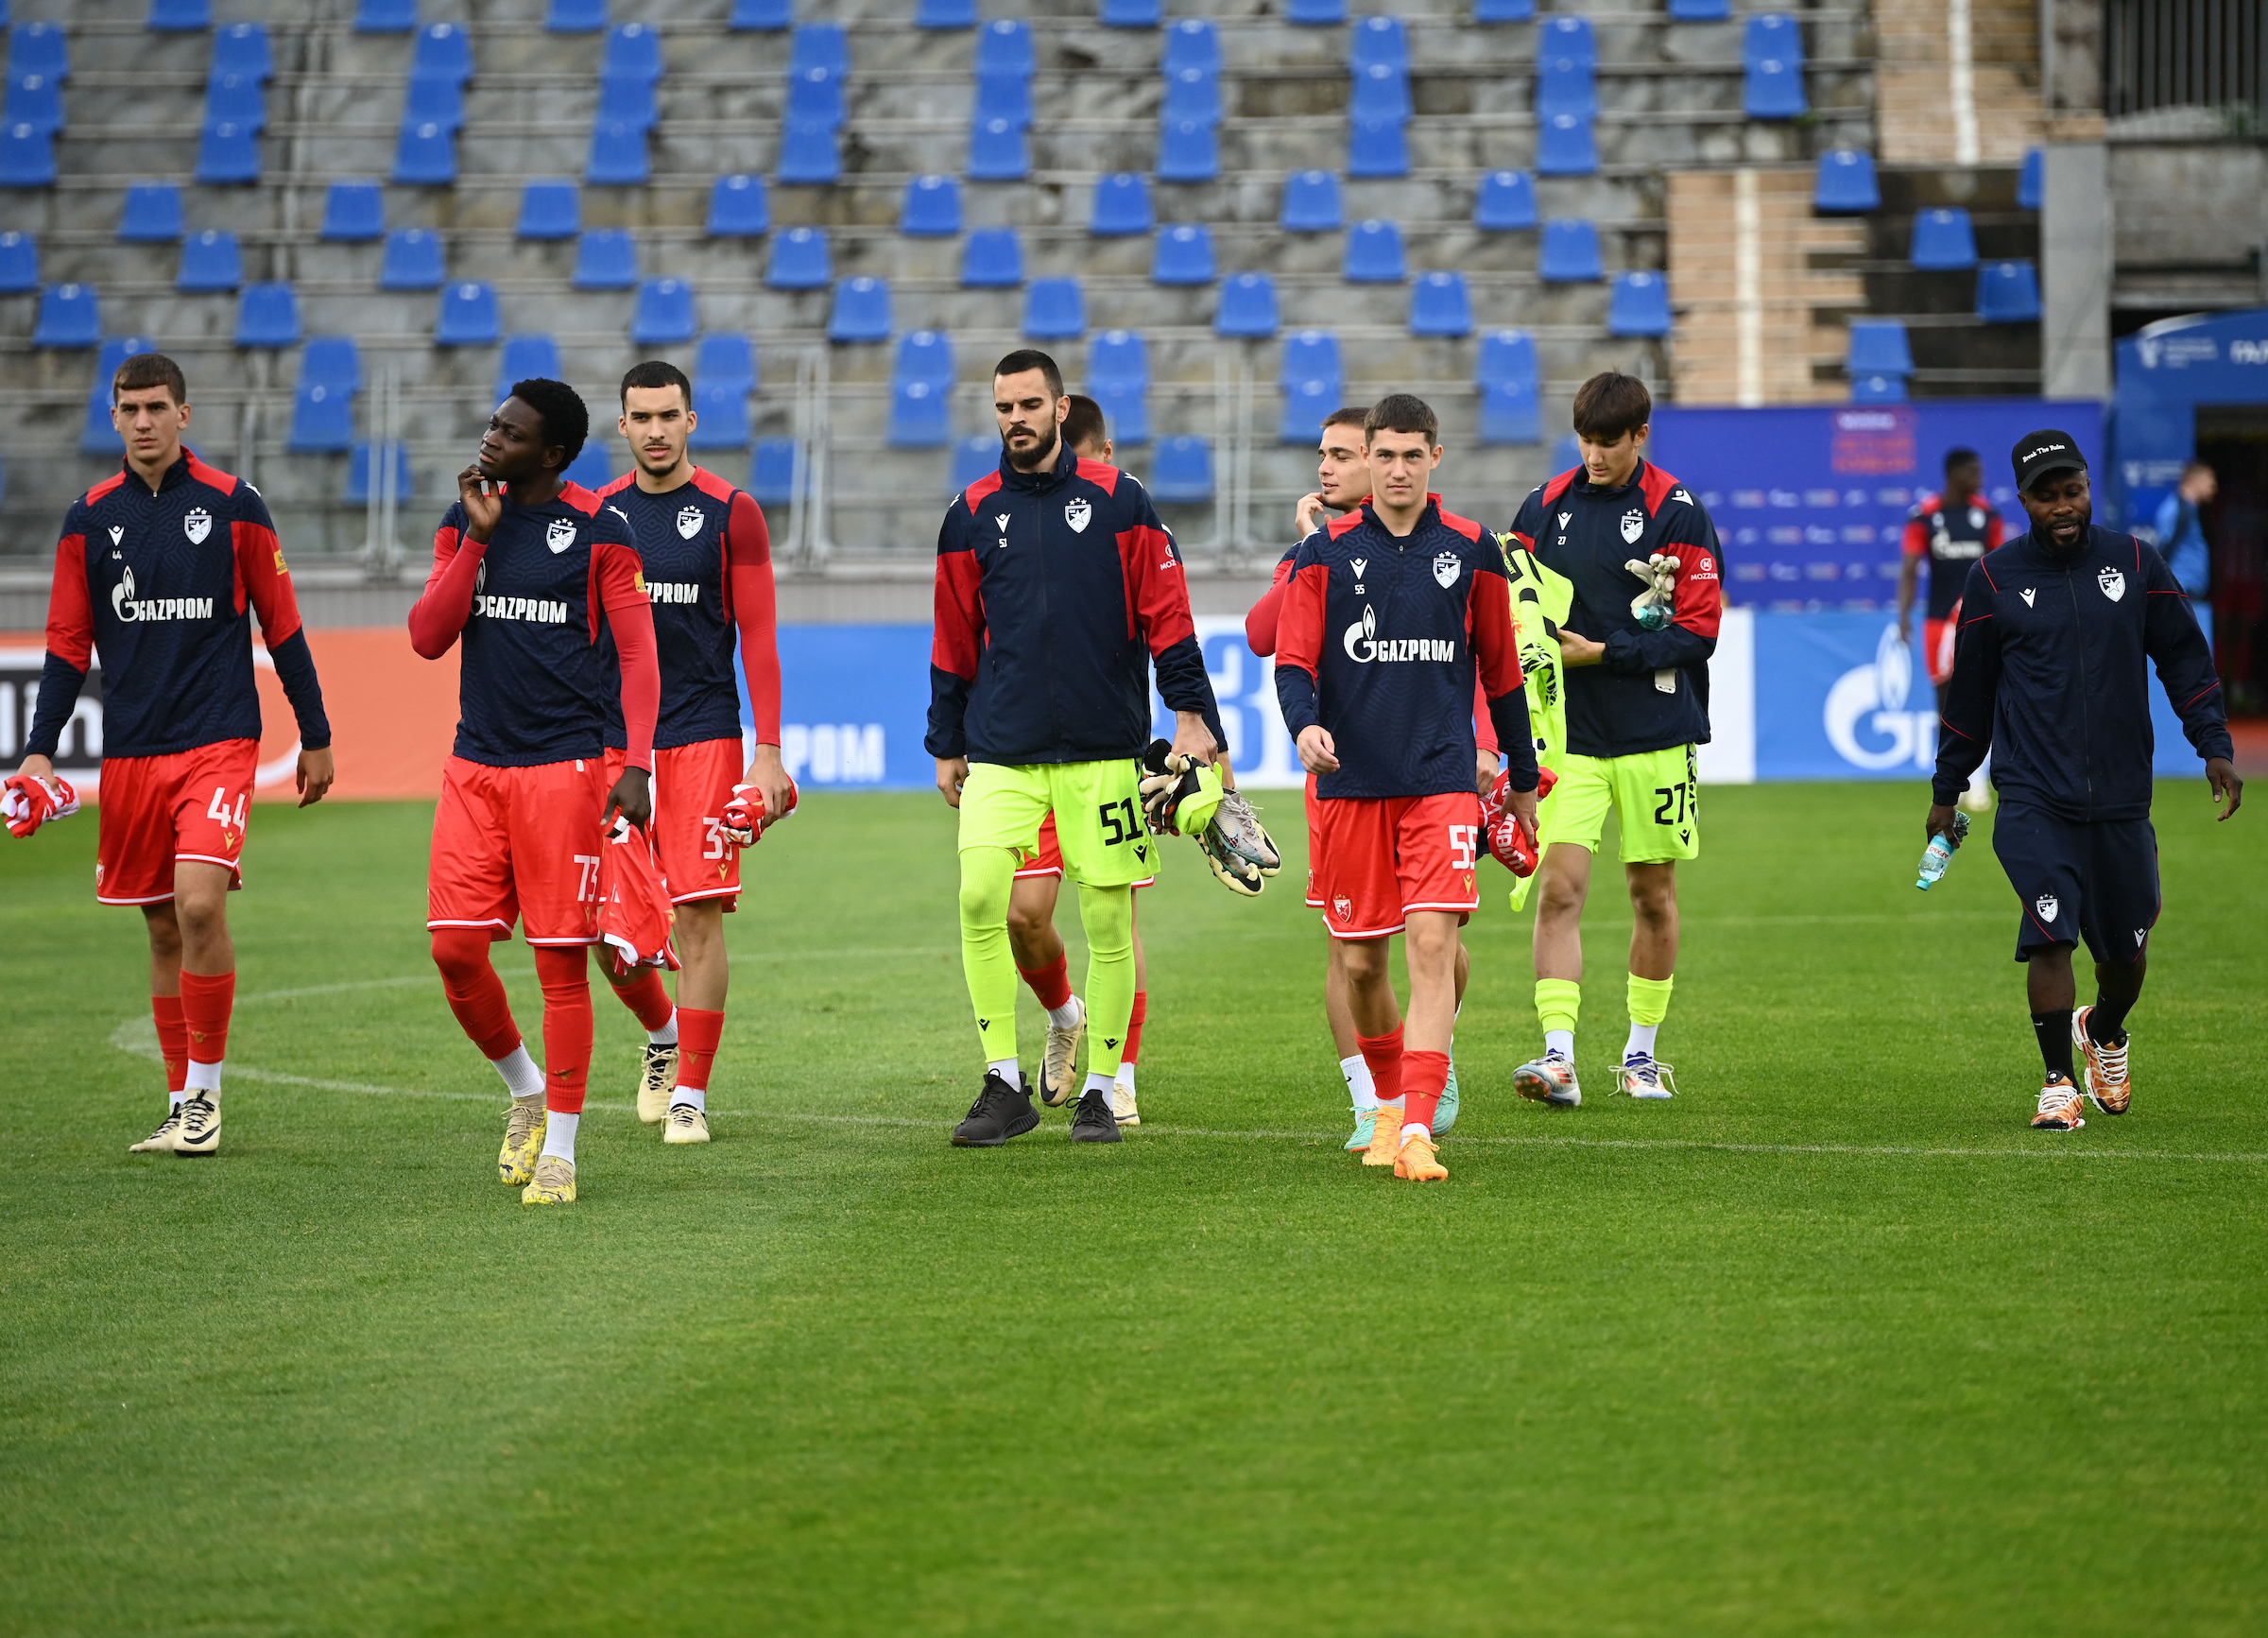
[974,19,1033,76]
[1350,62,1410,124]
[214,20,272,78]
[887,378,949,447]
[1846,319,1912,376]
[1280,330,1342,389]
[1153,223,1213,285]
[1163,64,1221,126]
[1539,14,1594,64]
[789,22,849,76]
[602,23,664,81]
[633,277,696,344]
[2018,147,2043,210]
[345,441,412,505]
[564,441,614,489]
[1475,168,1537,231]
[33,282,97,347]
[1813,148,1879,213]
[1148,437,1213,501]
[1158,119,1219,182]
[286,380,355,454]
[1475,328,1538,388]
[895,329,953,388]
[205,78,266,134]
[236,282,300,347]
[573,228,638,290]
[436,281,500,345]
[588,120,648,184]
[177,229,242,292]
[1350,15,1408,70]
[1538,217,1603,281]
[689,380,750,449]
[410,23,472,84]
[1670,0,1731,19]
[950,435,996,492]
[597,74,657,130]
[828,274,891,342]
[496,334,560,400]
[1910,207,1976,269]
[1744,56,1805,118]
[120,181,184,241]
[968,117,1029,181]
[1348,117,1407,178]
[197,121,260,183]
[1103,0,1162,26]
[766,225,829,288]
[10,23,68,82]
[776,120,838,183]
[0,123,55,186]
[0,229,34,292]
[1536,113,1597,176]
[402,73,461,132]
[1474,0,1536,20]
[1164,20,1219,75]
[696,332,757,391]
[547,0,606,32]
[1478,378,1541,443]
[1850,372,1906,404]
[354,0,418,31]
[787,65,845,129]
[1607,270,1672,336]
[1280,169,1342,233]
[752,439,801,504]
[901,173,961,236]
[1287,0,1347,19]
[1091,172,1151,235]
[1024,277,1085,339]
[320,179,384,240]
[1976,259,2041,323]
[708,172,769,235]
[149,0,212,31]
[961,227,1022,287]
[393,121,455,184]
[4,74,60,134]
[1091,378,1148,444]
[517,179,579,239]
[974,69,1033,129]
[730,0,792,29]
[1090,327,1147,389]
[1344,218,1404,283]
[1280,376,1340,443]
[1215,271,1279,337]
[1744,14,1802,64]
[1536,56,1595,120]
[1409,269,1470,336]
[301,335,362,394]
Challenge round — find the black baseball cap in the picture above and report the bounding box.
[2011,429,2088,491]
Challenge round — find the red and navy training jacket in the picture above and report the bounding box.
[1508,460,1722,759]
[1933,525,2231,822]
[29,452,331,760]
[1902,489,2005,622]
[593,467,782,752]
[926,446,1220,766]
[1274,496,1536,801]
[406,482,659,770]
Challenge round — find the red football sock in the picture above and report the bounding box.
[1017,951,1073,1011]
[178,970,234,1066]
[430,928,524,1061]
[1357,1024,1404,1106]
[152,992,188,1094]
[1124,990,1147,1065]
[675,1008,724,1092]
[534,945,593,1115]
[1401,1049,1451,1134]
[613,967,676,1033]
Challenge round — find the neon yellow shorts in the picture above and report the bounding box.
[958,758,1157,888]
[1542,745,1700,864]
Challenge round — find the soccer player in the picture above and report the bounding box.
[1897,445,2002,811]
[930,351,1224,1147]
[593,360,791,1146]
[408,379,661,1205]
[1927,430,2240,1130]
[1506,371,1724,1107]
[9,352,334,1157]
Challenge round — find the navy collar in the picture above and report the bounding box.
[998,439,1074,493]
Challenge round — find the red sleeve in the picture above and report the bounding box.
[1244,556,1296,656]
[1472,675,1498,754]
[1277,562,1328,681]
[1663,539,1723,640]
[1901,517,1929,558]
[931,543,985,680]
[1987,512,2006,548]
[1469,571,1526,701]
[723,491,782,744]
[1117,523,1196,654]
[407,522,484,659]
[232,517,304,647]
[593,538,658,771]
[44,530,92,670]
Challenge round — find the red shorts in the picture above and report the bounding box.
[605,739,744,907]
[1923,609,1959,687]
[1013,810,1157,889]
[1311,789,1484,940]
[1303,772,1324,907]
[94,737,259,905]
[428,755,610,945]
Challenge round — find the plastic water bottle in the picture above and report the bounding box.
[1916,811,1971,890]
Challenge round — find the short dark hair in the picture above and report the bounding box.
[113,352,187,405]
[1062,393,1108,454]
[1571,371,1652,442]
[621,359,692,408]
[509,377,590,470]
[1323,405,1369,435]
[1945,446,1981,472]
[993,349,1064,400]
[1365,393,1438,442]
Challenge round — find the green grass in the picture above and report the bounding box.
[1,783,2262,1635]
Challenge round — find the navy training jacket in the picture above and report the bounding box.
[1933,525,2232,822]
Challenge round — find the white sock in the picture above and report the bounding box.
[491,1043,545,1100]
[168,1090,186,1109]
[541,1109,578,1164]
[1046,994,1082,1031]
[1341,1054,1378,1110]
[1375,1095,1404,1130]
[672,1085,706,1112]
[988,1058,1022,1090]
[1114,1061,1137,1095]
[1084,1070,1115,1098]
[1401,1121,1430,1141]
[1544,1029,1574,1060]
[649,1009,679,1047]
[185,1059,221,1095]
[1624,1023,1658,1061]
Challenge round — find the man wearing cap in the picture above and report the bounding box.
[1927,430,2242,1131]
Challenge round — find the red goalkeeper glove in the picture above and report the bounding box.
[719,775,799,848]
[1482,765,1555,877]
[4,773,81,839]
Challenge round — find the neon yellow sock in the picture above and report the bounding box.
[958,846,1021,1067]
[1627,974,1675,1026]
[1535,977,1582,1040]
[1076,881,1136,1079]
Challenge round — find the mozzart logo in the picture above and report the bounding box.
[110,565,214,624]
[1341,604,1457,664]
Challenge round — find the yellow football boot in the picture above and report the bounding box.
[662,1102,711,1145]
[637,1043,677,1125]
[522,1154,576,1204]
[1393,1131,1448,1181]
[129,1105,183,1153]
[173,1092,221,1157]
[498,1095,546,1185]
[1364,1101,1406,1166]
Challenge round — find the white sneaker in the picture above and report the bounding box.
[1617,1054,1677,1100]
[129,1106,184,1153]
[662,1102,711,1145]
[1040,995,1085,1107]
[637,1043,677,1125]
[1110,1078,1140,1127]
[1514,1050,1581,1108]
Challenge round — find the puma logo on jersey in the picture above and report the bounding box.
[2019,588,2036,607]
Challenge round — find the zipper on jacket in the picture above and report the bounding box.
[2062,560,2093,818]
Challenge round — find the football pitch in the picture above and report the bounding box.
[2,782,2261,1635]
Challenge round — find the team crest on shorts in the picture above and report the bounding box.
[1332,893,1352,923]
[546,518,577,554]
[1064,499,1091,533]
[677,506,704,539]
[1621,508,1645,544]
[2036,894,2059,922]
[2098,565,2125,601]
[183,508,212,543]
[1434,551,1461,588]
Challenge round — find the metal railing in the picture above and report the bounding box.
[2105,0,2267,122]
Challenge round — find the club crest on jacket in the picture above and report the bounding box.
[183,507,212,543]
[1065,499,1091,533]
[1621,508,1644,543]
[1434,551,1460,588]
[2098,565,2124,601]
[677,506,703,539]
[546,518,576,554]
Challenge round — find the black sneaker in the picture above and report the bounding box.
[1069,1086,1124,1144]
[951,1070,1040,1147]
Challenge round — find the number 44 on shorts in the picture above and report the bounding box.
[207,785,248,830]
